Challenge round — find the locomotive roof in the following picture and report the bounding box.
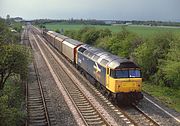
[78,44,139,69]
[47,31,68,39]
[47,31,57,37]
[55,33,68,40]
[47,31,82,46]
[64,38,83,46]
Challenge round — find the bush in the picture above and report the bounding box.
[55,29,60,33]
[96,27,141,58]
[0,44,32,90]
[133,32,174,80]
[64,30,77,39]
[159,36,180,87]
[0,76,26,126]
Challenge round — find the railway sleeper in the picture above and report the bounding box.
[28,108,45,112]
[83,114,100,119]
[28,87,40,90]
[29,116,46,120]
[81,109,96,113]
[28,107,44,111]
[73,96,85,99]
[87,121,105,125]
[29,112,45,117]
[28,98,42,101]
[28,108,45,113]
[77,104,92,108]
[29,122,48,126]
[29,119,47,124]
[79,107,94,111]
[82,112,97,116]
[28,101,43,104]
[28,104,44,108]
[28,105,44,108]
[85,117,102,122]
[73,98,86,102]
[28,91,41,94]
[28,96,42,99]
[75,101,89,104]
[76,103,90,106]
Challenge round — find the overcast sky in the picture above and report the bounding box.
[0,0,180,21]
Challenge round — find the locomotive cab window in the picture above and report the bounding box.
[129,69,141,78]
[110,69,141,78]
[78,47,86,53]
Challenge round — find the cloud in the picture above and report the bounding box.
[0,0,180,21]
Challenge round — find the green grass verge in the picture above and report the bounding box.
[43,22,180,38]
[143,82,180,112]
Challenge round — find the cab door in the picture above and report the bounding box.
[106,67,110,88]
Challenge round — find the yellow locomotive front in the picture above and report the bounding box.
[106,62,143,102]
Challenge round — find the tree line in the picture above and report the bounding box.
[64,26,180,88]
[0,18,31,90]
[34,19,180,27]
[0,18,31,125]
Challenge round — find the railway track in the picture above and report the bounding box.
[132,104,160,125]
[30,26,176,126]
[26,29,56,126]
[114,103,160,126]
[31,26,161,126]
[26,60,50,126]
[31,30,113,126]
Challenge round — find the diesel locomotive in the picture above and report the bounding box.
[42,30,143,103]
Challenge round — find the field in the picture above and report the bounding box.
[143,83,180,112]
[44,22,180,38]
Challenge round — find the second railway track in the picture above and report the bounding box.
[30,29,116,126]
[26,29,56,126]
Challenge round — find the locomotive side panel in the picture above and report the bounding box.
[77,52,106,86]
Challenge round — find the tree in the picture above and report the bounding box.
[159,36,180,87]
[81,28,100,45]
[133,32,174,80]
[0,19,17,45]
[0,44,32,90]
[98,28,112,38]
[96,27,141,58]
[6,14,10,25]
[64,30,77,39]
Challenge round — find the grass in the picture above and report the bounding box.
[143,82,180,112]
[44,22,180,38]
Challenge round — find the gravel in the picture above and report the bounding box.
[136,93,180,126]
[30,33,78,126]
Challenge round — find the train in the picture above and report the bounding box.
[42,30,143,103]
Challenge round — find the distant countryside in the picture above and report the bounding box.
[42,22,180,38]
